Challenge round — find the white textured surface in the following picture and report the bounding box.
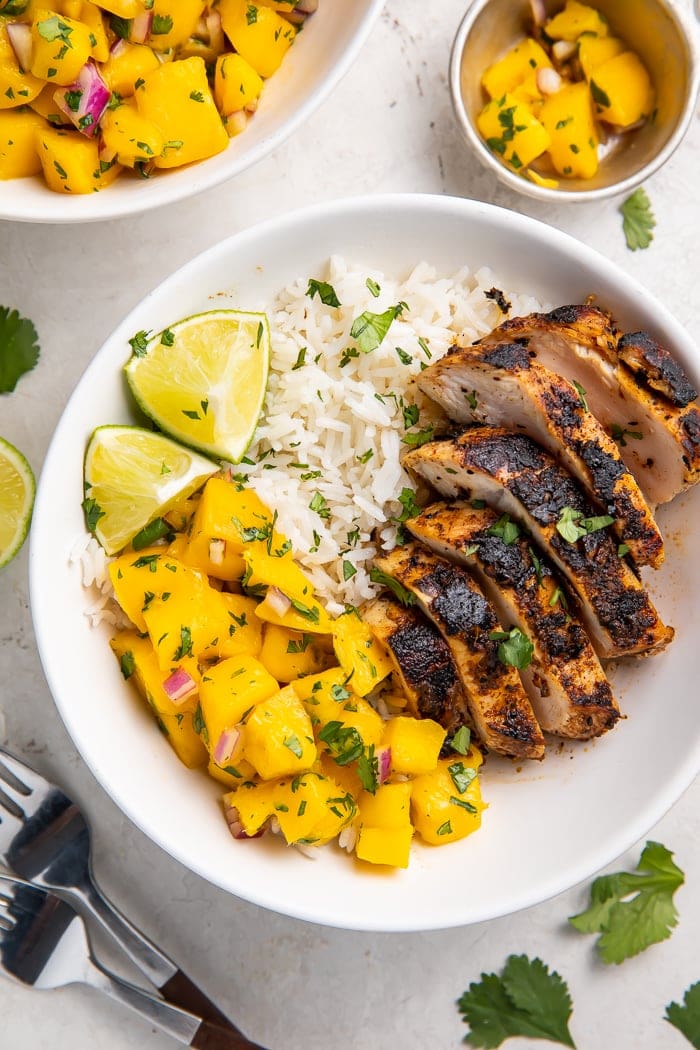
[0,2,699,1047]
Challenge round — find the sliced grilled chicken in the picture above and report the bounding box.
[373,543,546,760]
[618,331,698,408]
[362,595,471,736]
[418,339,663,569]
[480,305,700,505]
[406,502,620,740]
[404,427,673,660]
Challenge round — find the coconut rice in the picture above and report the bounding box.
[75,257,545,621]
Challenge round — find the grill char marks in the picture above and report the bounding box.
[373,542,545,760]
[404,428,673,660]
[406,502,620,740]
[479,304,700,505]
[361,595,471,736]
[618,331,698,408]
[417,337,664,568]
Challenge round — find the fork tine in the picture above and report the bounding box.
[0,750,42,796]
[0,785,25,823]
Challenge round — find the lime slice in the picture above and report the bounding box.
[125,310,270,463]
[0,437,35,569]
[83,425,218,555]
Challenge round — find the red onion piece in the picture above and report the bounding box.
[259,585,291,617]
[529,0,546,25]
[109,37,129,57]
[225,110,248,136]
[213,727,240,767]
[552,39,576,62]
[295,0,318,12]
[54,61,110,138]
[377,746,391,785]
[205,9,224,53]
[7,22,32,73]
[225,806,265,839]
[536,66,562,95]
[163,667,198,704]
[209,538,226,565]
[130,9,153,43]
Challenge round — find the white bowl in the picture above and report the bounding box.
[30,194,700,931]
[1,0,384,224]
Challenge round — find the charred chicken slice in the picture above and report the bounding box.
[417,338,663,569]
[480,305,700,505]
[404,427,673,660]
[618,331,698,408]
[362,595,472,736]
[405,502,620,740]
[373,542,545,760]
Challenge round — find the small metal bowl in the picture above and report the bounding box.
[450,0,700,202]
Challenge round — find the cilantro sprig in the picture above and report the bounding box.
[0,307,40,394]
[620,188,656,252]
[666,982,700,1048]
[350,302,407,354]
[569,840,684,964]
[458,954,576,1049]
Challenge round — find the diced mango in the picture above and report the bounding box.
[35,125,103,192]
[511,71,544,111]
[92,0,143,17]
[526,168,559,189]
[275,773,354,845]
[332,612,393,697]
[110,630,207,768]
[100,102,165,166]
[101,41,160,97]
[296,669,384,752]
[355,825,413,868]
[545,1,609,41]
[254,592,333,635]
[318,751,363,797]
[481,38,552,100]
[411,756,486,846]
[577,34,625,80]
[244,684,317,780]
[108,548,203,632]
[198,654,278,745]
[259,624,332,682]
[225,780,277,835]
[137,57,228,168]
[219,0,296,78]
[477,93,550,171]
[589,51,654,128]
[143,586,218,668]
[80,0,109,61]
[216,593,263,660]
[149,0,206,51]
[214,53,263,114]
[0,108,44,178]
[539,81,598,178]
[30,10,94,86]
[382,716,446,776]
[0,24,44,109]
[358,782,412,829]
[207,757,256,789]
[242,544,315,605]
[167,533,190,560]
[183,477,271,581]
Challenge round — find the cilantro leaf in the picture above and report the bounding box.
[306,278,341,308]
[458,954,576,1048]
[569,840,684,964]
[665,982,700,1049]
[620,188,656,252]
[0,307,40,393]
[350,302,407,354]
[369,567,415,606]
[489,627,534,670]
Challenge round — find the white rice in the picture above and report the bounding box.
[75,257,545,624]
[238,257,546,615]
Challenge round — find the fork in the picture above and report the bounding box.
[0,747,263,1049]
[0,874,256,1047]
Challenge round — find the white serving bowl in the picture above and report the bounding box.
[0,0,384,224]
[30,194,700,931]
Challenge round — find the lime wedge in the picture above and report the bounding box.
[83,425,218,555]
[0,437,35,569]
[124,310,270,463]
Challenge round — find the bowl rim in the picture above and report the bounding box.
[29,192,700,931]
[449,0,700,203]
[0,0,386,225]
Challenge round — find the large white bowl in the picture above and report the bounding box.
[30,194,700,931]
[1,0,384,224]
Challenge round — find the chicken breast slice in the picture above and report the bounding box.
[417,338,663,569]
[361,595,472,737]
[406,501,620,740]
[480,305,700,505]
[404,427,673,660]
[373,542,545,760]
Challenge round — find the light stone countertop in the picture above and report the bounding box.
[1,2,699,1047]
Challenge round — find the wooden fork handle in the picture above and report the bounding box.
[163,970,267,1050]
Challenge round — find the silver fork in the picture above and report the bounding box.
[0,747,264,1049]
[0,874,249,1048]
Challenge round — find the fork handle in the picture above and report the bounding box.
[73,874,259,1044]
